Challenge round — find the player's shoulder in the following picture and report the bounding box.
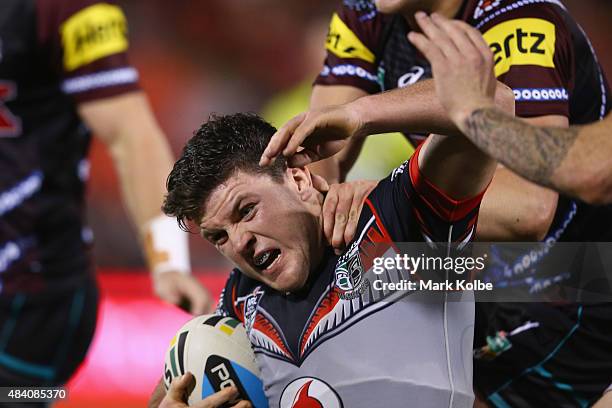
[37,0,128,60]
[327,0,394,62]
[466,0,569,29]
[216,268,263,320]
[225,268,260,296]
[363,157,413,221]
[331,0,395,37]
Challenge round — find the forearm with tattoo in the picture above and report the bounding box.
[462,108,580,187]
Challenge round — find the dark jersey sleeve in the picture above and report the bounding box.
[474,2,573,118]
[369,144,486,244]
[36,0,140,102]
[313,0,387,94]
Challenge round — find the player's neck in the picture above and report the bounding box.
[401,0,464,27]
[314,193,327,260]
[307,192,328,280]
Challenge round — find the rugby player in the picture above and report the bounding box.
[408,12,612,205]
[281,0,612,405]
[158,100,511,406]
[0,0,210,392]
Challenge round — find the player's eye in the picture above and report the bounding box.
[239,204,255,220]
[209,231,228,246]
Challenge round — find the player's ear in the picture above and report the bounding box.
[288,167,315,201]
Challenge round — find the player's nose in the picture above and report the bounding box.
[230,227,255,256]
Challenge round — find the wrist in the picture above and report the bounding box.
[346,97,371,140]
[451,108,474,134]
[143,214,191,275]
[452,101,496,134]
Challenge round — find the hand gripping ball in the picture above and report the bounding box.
[164,314,268,407]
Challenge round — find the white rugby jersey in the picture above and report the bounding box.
[217,146,485,407]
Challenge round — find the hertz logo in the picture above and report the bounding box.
[61,4,129,71]
[483,18,556,77]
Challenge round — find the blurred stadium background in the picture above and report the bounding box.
[56,1,612,406]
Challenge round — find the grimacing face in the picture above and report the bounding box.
[199,169,325,293]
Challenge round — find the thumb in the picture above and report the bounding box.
[311,173,330,193]
[167,372,195,403]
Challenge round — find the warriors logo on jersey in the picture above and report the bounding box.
[334,241,368,299]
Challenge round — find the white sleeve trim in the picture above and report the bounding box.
[61,67,139,95]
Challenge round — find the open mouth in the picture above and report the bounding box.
[253,249,281,271]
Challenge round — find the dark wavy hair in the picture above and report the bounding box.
[163,113,287,231]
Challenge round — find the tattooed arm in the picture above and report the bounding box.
[408,12,612,205]
[462,109,612,205]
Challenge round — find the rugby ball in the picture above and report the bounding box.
[164,314,268,407]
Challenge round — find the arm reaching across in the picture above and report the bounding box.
[463,109,612,205]
[259,78,511,170]
[408,12,612,205]
[260,13,516,204]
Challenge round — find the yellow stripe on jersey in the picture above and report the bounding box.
[326,13,375,63]
[61,4,129,71]
[483,18,556,77]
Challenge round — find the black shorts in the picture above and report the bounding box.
[474,302,612,407]
[0,275,98,390]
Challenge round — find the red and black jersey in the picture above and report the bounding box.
[316,0,610,141]
[215,149,486,408]
[315,0,612,271]
[0,0,139,294]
